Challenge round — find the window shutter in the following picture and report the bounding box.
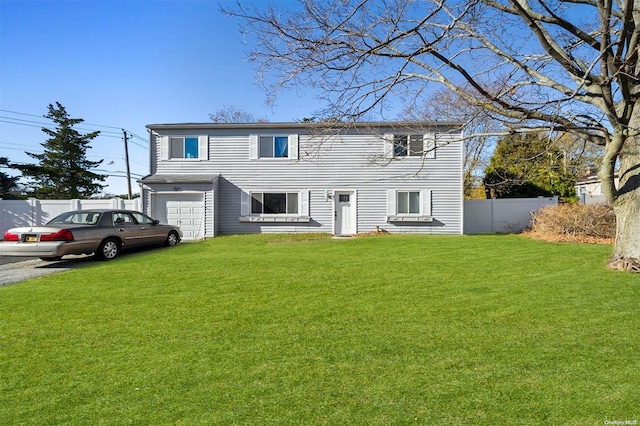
[422,190,432,216]
[289,134,299,159]
[198,135,208,161]
[387,189,396,215]
[160,136,169,161]
[240,191,250,216]
[301,189,309,216]
[384,133,394,159]
[249,135,258,159]
[424,133,436,159]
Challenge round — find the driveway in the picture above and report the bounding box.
[0,255,94,286]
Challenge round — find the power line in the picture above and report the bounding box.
[0,119,147,148]
[0,108,148,144]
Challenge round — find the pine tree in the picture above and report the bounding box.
[0,157,21,199]
[17,103,106,199]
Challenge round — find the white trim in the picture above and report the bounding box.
[160,136,169,161]
[424,133,436,159]
[289,134,299,159]
[249,135,259,160]
[198,135,209,161]
[383,133,394,159]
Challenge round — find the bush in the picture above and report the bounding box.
[526,203,615,244]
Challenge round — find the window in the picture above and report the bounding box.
[387,189,432,222]
[384,133,435,159]
[170,137,199,159]
[160,135,207,161]
[130,212,156,225]
[397,191,421,214]
[251,192,299,214]
[250,134,298,160]
[259,136,289,158]
[112,212,135,225]
[394,134,424,157]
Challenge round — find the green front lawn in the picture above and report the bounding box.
[1,234,638,425]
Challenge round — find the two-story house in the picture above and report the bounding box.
[139,121,464,239]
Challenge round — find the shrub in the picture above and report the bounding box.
[526,203,615,244]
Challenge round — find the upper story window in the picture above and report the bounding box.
[260,136,289,158]
[250,134,299,160]
[171,137,199,159]
[384,133,436,159]
[159,135,208,161]
[394,135,423,157]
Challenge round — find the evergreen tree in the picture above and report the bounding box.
[17,103,106,199]
[0,157,21,199]
[483,133,576,200]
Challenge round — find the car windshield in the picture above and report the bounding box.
[48,212,101,225]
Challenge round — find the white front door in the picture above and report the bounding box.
[335,191,356,236]
[153,193,205,240]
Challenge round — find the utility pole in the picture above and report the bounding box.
[122,129,132,200]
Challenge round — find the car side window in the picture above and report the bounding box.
[131,212,155,225]
[113,212,135,226]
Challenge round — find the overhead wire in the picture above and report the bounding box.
[1,109,150,186]
[0,109,149,147]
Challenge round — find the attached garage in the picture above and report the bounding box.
[153,193,205,240]
[140,174,218,240]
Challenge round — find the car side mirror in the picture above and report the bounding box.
[153,219,160,225]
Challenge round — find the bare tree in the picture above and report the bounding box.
[226,0,640,271]
[210,105,268,123]
[404,87,498,198]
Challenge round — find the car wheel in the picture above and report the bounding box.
[165,231,180,247]
[39,256,62,261]
[97,238,120,260]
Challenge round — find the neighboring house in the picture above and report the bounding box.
[139,122,464,240]
[575,167,618,204]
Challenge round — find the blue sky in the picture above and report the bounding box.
[0,0,317,196]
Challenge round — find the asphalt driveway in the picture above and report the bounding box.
[0,255,93,286]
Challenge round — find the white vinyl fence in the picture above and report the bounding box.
[0,198,142,238]
[578,193,607,204]
[464,196,558,234]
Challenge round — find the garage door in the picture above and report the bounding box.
[153,193,205,240]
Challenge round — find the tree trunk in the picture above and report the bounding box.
[608,130,640,272]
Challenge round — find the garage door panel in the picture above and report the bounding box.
[153,193,205,240]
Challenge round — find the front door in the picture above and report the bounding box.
[335,191,356,236]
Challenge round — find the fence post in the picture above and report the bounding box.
[491,197,495,234]
[28,198,38,225]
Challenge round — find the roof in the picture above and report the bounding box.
[139,174,219,184]
[146,121,464,132]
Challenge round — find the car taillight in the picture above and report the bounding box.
[40,229,74,242]
[3,231,19,241]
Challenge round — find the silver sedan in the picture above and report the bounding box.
[0,209,182,261]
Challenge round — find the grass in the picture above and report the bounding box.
[1,234,638,425]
